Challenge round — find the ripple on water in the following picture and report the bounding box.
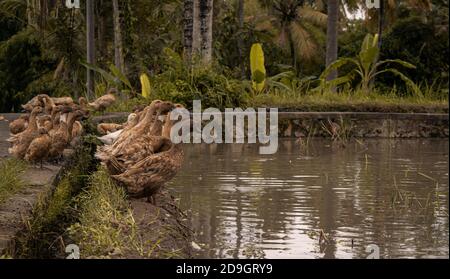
[172,139,449,259]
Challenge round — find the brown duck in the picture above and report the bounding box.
[25,127,52,167]
[8,106,43,158]
[96,100,163,160]
[97,101,174,171]
[9,115,29,135]
[111,111,184,199]
[49,110,84,158]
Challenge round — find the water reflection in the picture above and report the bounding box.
[169,139,449,259]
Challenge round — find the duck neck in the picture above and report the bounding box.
[43,96,55,113]
[53,112,61,127]
[29,109,40,131]
[79,97,88,109]
[67,113,78,139]
[162,113,173,139]
[136,107,156,130]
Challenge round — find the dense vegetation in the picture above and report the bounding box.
[0,0,448,112]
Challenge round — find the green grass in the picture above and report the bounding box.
[102,87,448,114]
[14,141,97,258]
[68,168,151,258]
[0,159,27,203]
[67,168,188,259]
[247,89,448,113]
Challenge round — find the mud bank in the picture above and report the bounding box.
[95,111,449,138]
[278,112,449,138]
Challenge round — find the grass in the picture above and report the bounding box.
[0,159,27,203]
[67,168,140,258]
[68,167,190,259]
[248,89,448,113]
[103,88,448,113]
[68,168,170,259]
[15,140,97,258]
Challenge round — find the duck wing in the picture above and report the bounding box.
[111,144,183,197]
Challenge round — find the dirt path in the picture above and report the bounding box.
[0,114,62,256]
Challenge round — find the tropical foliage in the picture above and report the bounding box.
[0,0,448,112]
[319,34,420,96]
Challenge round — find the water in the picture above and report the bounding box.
[169,139,449,259]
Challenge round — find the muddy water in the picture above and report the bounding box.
[169,139,449,259]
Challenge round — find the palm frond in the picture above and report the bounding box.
[297,6,327,27]
[289,21,317,60]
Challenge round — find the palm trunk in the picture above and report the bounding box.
[113,0,125,74]
[237,0,245,78]
[378,0,384,50]
[287,27,296,70]
[184,0,214,64]
[199,0,214,64]
[97,0,106,60]
[326,0,339,89]
[183,0,195,61]
[86,0,96,99]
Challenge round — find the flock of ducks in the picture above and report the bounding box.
[95,100,185,200]
[7,91,116,165]
[5,90,184,201]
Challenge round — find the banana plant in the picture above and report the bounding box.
[250,43,266,94]
[319,34,422,96]
[140,73,151,99]
[81,61,133,96]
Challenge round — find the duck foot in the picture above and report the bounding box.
[146,195,157,207]
[36,164,53,171]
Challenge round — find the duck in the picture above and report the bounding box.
[97,123,124,135]
[47,106,72,138]
[21,95,74,112]
[101,100,163,156]
[38,94,56,115]
[84,88,117,112]
[52,96,75,106]
[8,106,43,159]
[146,101,175,137]
[95,101,173,175]
[24,127,52,167]
[97,113,138,145]
[49,110,84,158]
[9,115,29,135]
[21,95,43,112]
[110,110,184,199]
[111,100,175,154]
[70,120,84,147]
[37,115,52,130]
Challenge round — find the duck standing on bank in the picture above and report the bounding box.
[111,109,184,201]
[24,127,52,167]
[8,106,43,159]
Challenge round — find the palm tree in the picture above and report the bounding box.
[326,0,339,83]
[183,0,214,64]
[237,0,245,78]
[183,0,195,60]
[199,0,214,64]
[258,0,327,69]
[86,0,95,99]
[112,0,125,74]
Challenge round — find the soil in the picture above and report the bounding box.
[108,190,193,259]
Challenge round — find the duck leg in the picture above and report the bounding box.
[147,195,157,206]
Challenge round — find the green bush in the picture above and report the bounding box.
[150,49,248,110]
[381,16,449,92]
[0,28,56,112]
